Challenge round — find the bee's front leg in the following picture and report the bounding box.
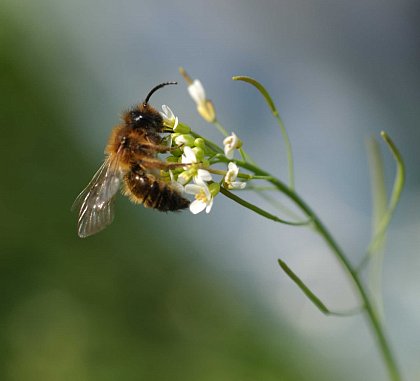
[137,157,187,171]
[135,142,179,154]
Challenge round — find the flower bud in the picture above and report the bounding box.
[192,147,205,161]
[175,134,195,147]
[208,182,220,197]
[194,138,205,149]
[180,67,217,123]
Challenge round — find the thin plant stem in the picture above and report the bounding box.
[206,168,270,181]
[255,191,305,221]
[213,119,229,136]
[278,259,362,317]
[358,132,406,272]
[366,136,388,318]
[232,76,295,190]
[272,109,295,190]
[220,187,311,226]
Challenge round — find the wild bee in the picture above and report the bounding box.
[72,82,189,238]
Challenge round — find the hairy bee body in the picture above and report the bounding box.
[124,166,190,211]
[73,82,189,238]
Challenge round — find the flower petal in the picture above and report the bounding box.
[185,183,203,195]
[230,181,246,190]
[205,197,214,213]
[190,199,207,214]
[228,162,239,175]
[172,116,179,130]
[188,80,206,104]
[224,148,234,160]
[181,146,197,164]
[196,169,212,182]
[223,133,241,159]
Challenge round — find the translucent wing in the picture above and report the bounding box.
[72,152,123,238]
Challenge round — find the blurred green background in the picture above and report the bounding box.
[1,1,419,380]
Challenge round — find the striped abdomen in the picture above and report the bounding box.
[124,169,190,211]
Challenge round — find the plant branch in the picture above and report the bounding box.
[233,76,295,190]
[219,187,311,226]
[278,259,362,317]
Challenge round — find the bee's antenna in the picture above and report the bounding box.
[144,81,177,105]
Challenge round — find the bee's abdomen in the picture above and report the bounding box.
[124,171,190,211]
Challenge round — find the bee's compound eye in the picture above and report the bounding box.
[130,111,143,122]
[130,111,155,125]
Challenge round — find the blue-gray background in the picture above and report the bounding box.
[1,0,419,380]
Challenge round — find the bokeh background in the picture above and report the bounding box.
[1,0,419,380]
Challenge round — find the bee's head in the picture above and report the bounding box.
[125,81,177,131]
[127,105,163,131]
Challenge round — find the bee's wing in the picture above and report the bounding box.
[72,153,123,238]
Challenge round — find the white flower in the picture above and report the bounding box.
[195,169,212,183]
[178,147,198,185]
[177,171,192,186]
[188,80,206,105]
[178,148,212,185]
[181,146,198,165]
[159,105,178,130]
[169,170,185,194]
[185,179,214,214]
[224,162,246,190]
[184,76,216,123]
[223,132,242,159]
[180,68,216,122]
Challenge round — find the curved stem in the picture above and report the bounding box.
[278,258,363,317]
[232,76,295,189]
[220,187,311,226]
[213,119,229,137]
[358,132,406,272]
[230,159,402,381]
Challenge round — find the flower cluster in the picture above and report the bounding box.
[153,69,250,214]
[159,102,245,214]
[159,120,220,214]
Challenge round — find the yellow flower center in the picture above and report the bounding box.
[195,190,208,202]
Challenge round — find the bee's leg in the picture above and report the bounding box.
[138,157,188,170]
[137,142,179,154]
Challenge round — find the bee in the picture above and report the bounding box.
[72,82,190,238]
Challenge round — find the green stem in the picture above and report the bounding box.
[232,76,295,190]
[206,168,270,181]
[274,111,295,190]
[220,187,311,226]
[357,132,405,272]
[365,136,388,317]
[278,258,362,317]
[228,158,401,381]
[213,119,229,137]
